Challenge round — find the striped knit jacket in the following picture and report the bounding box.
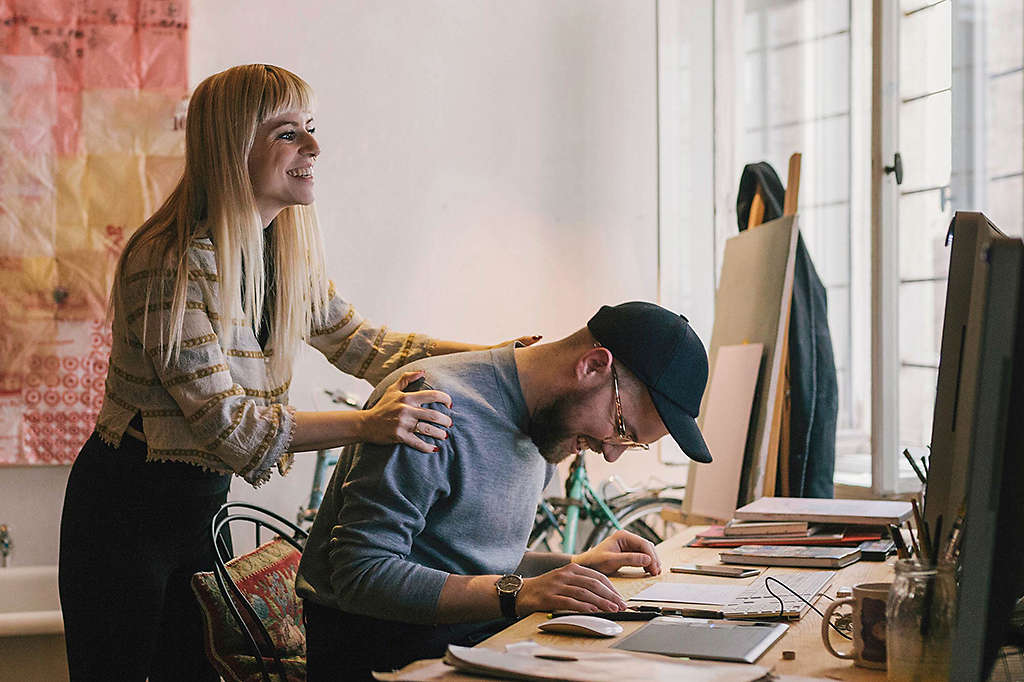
[94,237,436,487]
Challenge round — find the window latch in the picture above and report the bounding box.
[884,152,903,185]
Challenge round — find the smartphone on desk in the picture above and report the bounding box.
[670,564,761,578]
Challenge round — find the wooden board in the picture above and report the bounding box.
[684,343,764,522]
[704,214,799,504]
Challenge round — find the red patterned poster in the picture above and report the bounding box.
[0,0,188,464]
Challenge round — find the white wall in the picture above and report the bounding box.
[2,0,718,565]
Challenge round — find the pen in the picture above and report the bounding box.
[888,524,909,559]
[920,513,943,637]
[903,448,927,484]
[942,502,966,563]
[931,515,943,566]
[641,606,723,618]
[911,498,929,559]
[904,520,921,559]
[550,610,658,621]
[550,606,723,620]
[943,517,964,563]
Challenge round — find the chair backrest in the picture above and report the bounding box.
[191,502,309,682]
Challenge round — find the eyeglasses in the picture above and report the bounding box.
[605,359,650,451]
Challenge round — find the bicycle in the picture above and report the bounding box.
[529,451,686,554]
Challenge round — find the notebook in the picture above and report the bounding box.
[689,526,882,548]
[723,519,810,536]
[719,545,861,568]
[612,617,789,663]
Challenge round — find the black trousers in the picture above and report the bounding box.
[303,599,512,681]
[59,432,231,682]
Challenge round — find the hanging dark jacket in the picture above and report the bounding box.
[736,162,838,498]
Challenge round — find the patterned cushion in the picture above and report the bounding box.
[191,537,306,682]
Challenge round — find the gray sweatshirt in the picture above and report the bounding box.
[295,345,553,623]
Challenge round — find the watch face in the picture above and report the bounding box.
[496,574,523,594]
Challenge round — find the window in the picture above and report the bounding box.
[714,0,875,486]
[966,0,1023,232]
[883,0,1023,492]
[707,0,1023,494]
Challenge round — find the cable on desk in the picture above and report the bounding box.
[764,576,852,640]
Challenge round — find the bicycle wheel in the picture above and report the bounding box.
[528,517,562,553]
[584,497,685,549]
[529,500,570,553]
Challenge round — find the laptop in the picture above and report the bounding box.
[612,616,788,664]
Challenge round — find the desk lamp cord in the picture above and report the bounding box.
[764,576,852,640]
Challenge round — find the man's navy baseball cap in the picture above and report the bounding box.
[587,301,712,463]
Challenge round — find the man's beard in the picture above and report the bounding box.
[527,393,581,464]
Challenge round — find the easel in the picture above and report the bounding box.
[747,152,801,497]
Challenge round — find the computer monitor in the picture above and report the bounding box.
[945,236,1024,680]
[924,212,1005,533]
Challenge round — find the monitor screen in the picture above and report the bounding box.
[946,236,1024,680]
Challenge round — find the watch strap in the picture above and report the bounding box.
[499,589,518,618]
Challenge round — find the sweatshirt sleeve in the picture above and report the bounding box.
[116,257,294,486]
[322,422,454,623]
[307,281,437,386]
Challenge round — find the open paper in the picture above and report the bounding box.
[628,583,745,605]
[373,643,772,682]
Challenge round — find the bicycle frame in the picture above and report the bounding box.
[559,453,623,553]
[297,448,340,525]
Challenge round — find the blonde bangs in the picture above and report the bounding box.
[257,67,316,126]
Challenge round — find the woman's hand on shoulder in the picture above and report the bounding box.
[361,370,453,453]
[492,335,542,349]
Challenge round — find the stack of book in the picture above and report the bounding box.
[688,497,913,550]
[688,520,883,548]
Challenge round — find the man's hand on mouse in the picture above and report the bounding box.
[572,530,663,577]
[516,563,628,616]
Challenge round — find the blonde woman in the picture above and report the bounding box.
[58,64,537,682]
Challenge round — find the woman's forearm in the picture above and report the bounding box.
[428,339,490,356]
[429,334,540,357]
[288,369,454,455]
[289,410,367,452]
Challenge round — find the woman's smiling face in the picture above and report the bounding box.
[247,109,319,226]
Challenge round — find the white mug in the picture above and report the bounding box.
[820,582,891,670]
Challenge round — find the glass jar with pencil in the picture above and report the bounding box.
[886,559,957,681]
[885,495,962,682]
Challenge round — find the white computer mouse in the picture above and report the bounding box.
[537,615,624,638]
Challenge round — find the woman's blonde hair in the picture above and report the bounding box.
[114,64,330,382]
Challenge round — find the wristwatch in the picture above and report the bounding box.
[495,574,524,619]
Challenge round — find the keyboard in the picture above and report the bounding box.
[721,570,834,620]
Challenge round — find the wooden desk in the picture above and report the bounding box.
[474,527,892,680]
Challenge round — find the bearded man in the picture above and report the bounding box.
[296,301,713,681]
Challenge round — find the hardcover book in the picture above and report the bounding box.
[719,545,862,568]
